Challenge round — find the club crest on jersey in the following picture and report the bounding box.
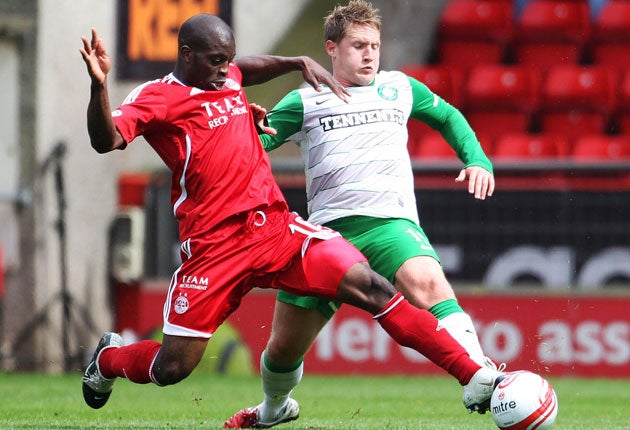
[377,85,398,101]
[224,78,241,91]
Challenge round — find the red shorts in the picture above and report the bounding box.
[163,205,366,338]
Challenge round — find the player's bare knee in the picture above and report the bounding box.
[403,280,452,309]
[266,338,303,366]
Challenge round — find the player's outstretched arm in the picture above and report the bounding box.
[455,166,495,200]
[235,55,350,102]
[79,28,126,153]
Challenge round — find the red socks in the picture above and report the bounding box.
[97,295,481,387]
[375,293,481,385]
[98,340,161,384]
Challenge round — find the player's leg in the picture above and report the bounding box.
[265,298,329,368]
[335,260,478,376]
[285,233,484,381]
[333,217,487,366]
[82,334,207,409]
[396,255,456,309]
[97,334,207,385]
[283,214,504,409]
[299,236,505,411]
[84,231,250,410]
[225,242,489,426]
[336,260,504,413]
[231,214,502,424]
[261,299,327,420]
[224,298,328,428]
[396,256,485,366]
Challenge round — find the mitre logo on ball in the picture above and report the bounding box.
[491,371,558,430]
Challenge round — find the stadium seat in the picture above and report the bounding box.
[413,130,459,160]
[407,119,434,156]
[464,64,541,143]
[513,1,591,71]
[400,64,465,107]
[571,134,630,160]
[493,132,569,160]
[539,64,619,140]
[619,72,630,133]
[403,65,466,151]
[436,0,513,70]
[591,1,630,71]
[411,130,493,162]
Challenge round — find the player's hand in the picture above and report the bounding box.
[455,166,494,200]
[299,56,350,103]
[80,28,111,85]
[250,103,277,135]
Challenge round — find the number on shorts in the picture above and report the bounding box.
[406,228,434,251]
[289,215,338,240]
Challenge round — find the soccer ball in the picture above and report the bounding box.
[491,371,558,430]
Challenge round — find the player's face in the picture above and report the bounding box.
[327,23,380,87]
[185,38,236,91]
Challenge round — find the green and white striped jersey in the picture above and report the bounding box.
[259,70,492,226]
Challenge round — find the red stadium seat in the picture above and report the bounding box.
[465,112,533,147]
[400,64,465,107]
[593,1,630,41]
[493,132,569,160]
[407,119,434,156]
[513,1,591,71]
[437,0,513,69]
[571,134,630,160]
[411,130,493,161]
[619,72,630,133]
[413,130,459,160]
[465,64,540,111]
[539,64,619,140]
[592,1,630,71]
[464,64,541,143]
[403,65,466,151]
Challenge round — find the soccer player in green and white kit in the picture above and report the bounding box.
[225,1,500,428]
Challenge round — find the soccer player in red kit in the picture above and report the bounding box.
[78,13,504,422]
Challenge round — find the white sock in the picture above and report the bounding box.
[439,312,486,367]
[258,351,303,422]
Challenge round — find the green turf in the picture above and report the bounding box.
[0,372,628,429]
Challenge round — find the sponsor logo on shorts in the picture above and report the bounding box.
[180,275,209,291]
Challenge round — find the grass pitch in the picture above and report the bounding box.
[1,372,628,429]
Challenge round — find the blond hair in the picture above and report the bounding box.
[323,0,381,43]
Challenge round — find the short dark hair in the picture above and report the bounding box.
[323,0,381,43]
[178,14,233,50]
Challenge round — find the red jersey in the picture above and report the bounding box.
[113,64,287,239]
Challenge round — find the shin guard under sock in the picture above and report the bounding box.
[99,340,161,384]
[375,293,481,385]
[259,351,303,421]
[438,312,485,366]
[429,299,486,366]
